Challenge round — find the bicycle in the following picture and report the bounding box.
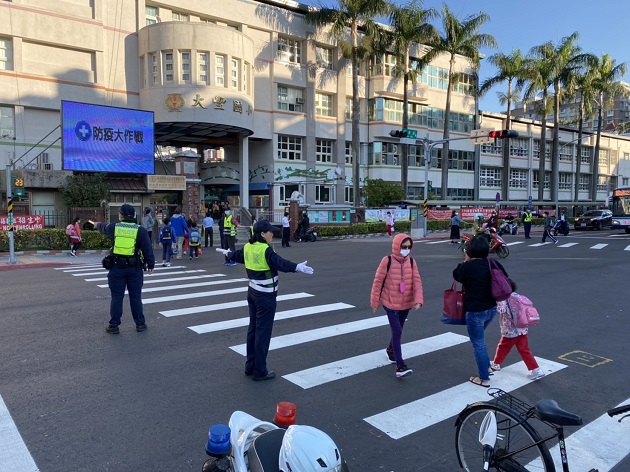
[454,388,630,471]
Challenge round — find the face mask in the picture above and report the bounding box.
[400,249,410,257]
[225,211,230,216]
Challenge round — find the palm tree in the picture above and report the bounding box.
[478,49,526,201]
[429,5,496,200]
[306,0,390,208]
[590,54,627,202]
[386,1,438,196]
[522,42,556,202]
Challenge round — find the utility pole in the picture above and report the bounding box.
[5,164,17,264]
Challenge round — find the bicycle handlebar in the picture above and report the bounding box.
[608,404,630,417]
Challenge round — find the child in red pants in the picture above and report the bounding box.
[490,279,544,380]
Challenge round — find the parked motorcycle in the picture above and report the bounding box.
[497,220,519,236]
[553,219,570,236]
[459,227,509,258]
[293,226,318,242]
[203,403,349,472]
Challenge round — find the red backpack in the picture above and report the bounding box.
[66,224,75,236]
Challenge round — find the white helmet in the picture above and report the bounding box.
[279,425,343,472]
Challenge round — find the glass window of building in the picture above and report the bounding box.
[597,175,608,191]
[145,6,158,25]
[231,58,240,89]
[599,149,609,166]
[559,143,573,162]
[277,85,303,112]
[316,139,333,163]
[344,186,354,204]
[172,12,189,22]
[280,184,305,202]
[345,97,354,120]
[581,146,592,164]
[316,46,333,70]
[559,172,572,190]
[533,140,551,160]
[277,135,302,160]
[509,169,528,189]
[480,167,501,187]
[198,52,209,84]
[278,36,301,64]
[181,51,191,82]
[533,171,551,190]
[150,53,158,85]
[215,54,225,85]
[345,142,352,164]
[315,93,334,117]
[315,185,332,203]
[242,62,249,94]
[579,174,590,190]
[509,138,528,157]
[163,51,173,82]
[0,36,13,71]
[0,106,15,139]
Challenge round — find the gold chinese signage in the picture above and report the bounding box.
[147,175,187,191]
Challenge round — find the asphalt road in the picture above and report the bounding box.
[1,229,629,472]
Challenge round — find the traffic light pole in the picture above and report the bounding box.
[5,164,17,264]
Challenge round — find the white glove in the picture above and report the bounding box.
[295,260,314,275]
[215,248,231,256]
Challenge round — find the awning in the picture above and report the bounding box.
[106,177,147,193]
[224,183,270,193]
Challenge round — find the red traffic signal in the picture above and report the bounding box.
[488,130,519,139]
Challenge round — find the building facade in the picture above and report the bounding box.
[1,0,629,223]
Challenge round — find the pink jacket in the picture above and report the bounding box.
[370,233,424,311]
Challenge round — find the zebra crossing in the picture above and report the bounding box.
[417,237,630,251]
[53,263,630,468]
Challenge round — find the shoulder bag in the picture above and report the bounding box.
[441,281,466,325]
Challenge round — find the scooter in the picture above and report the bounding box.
[497,220,519,236]
[203,402,349,472]
[293,226,318,242]
[459,227,509,258]
[553,219,570,236]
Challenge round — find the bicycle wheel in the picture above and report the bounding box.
[455,403,555,472]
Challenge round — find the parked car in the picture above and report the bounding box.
[573,210,613,230]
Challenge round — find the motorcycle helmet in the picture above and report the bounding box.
[475,213,484,220]
[279,425,343,472]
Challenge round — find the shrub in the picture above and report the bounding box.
[0,228,112,252]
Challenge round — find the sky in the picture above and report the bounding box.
[300,0,630,113]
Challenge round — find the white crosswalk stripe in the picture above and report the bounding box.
[590,243,608,249]
[558,242,579,247]
[85,269,206,282]
[505,241,524,246]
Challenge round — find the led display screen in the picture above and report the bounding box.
[62,101,155,174]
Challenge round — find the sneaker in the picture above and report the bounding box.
[135,323,147,332]
[528,368,545,380]
[162,262,166,267]
[396,364,412,378]
[189,256,193,260]
[105,324,119,334]
[70,252,77,257]
[166,262,171,267]
[386,349,396,363]
[223,261,231,266]
[227,262,237,266]
[490,363,501,372]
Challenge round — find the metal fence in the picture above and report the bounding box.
[33,210,69,229]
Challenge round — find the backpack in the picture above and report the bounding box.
[66,224,75,236]
[161,226,173,241]
[488,259,511,302]
[189,229,201,244]
[507,293,540,328]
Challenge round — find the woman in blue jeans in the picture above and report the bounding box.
[453,235,508,387]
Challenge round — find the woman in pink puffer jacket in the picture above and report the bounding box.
[370,233,424,378]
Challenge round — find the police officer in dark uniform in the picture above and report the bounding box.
[218,220,313,381]
[90,204,155,334]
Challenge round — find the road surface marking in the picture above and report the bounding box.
[85,269,206,282]
[229,316,387,354]
[529,242,552,247]
[506,241,524,246]
[189,302,353,333]
[625,245,630,251]
[135,278,248,293]
[590,243,608,249]
[283,333,469,389]
[160,292,313,317]
[558,243,579,248]
[143,286,249,304]
[97,273,226,287]
[0,395,40,472]
[364,358,567,439]
[425,240,453,244]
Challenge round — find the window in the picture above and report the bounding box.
[315,93,334,117]
[277,135,302,160]
[479,168,501,188]
[145,6,158,25]
[559,143,573,162]
[533,140,551,160]
[315,185,332,203]
[243,62,249,94]
[316,139,334,163]
[581,146,592,164]
[0,106,15,140]
[215,54,225,85]
[345,97,353,120]
[623,177,629,186]
[172,12,189,22]
[198,52,209,84]
[624,152,630,160]
[597,175,608,191]
[277,85,303,112]
[509,169,528,189]
[316,46,333,70]
[150,53,158,85]
[345,142,352,164]
[559,172,572,190]
[579,174,590,191]
[277,36,301,64]
[279,184,304,203]
[0,36,13,71]
[344,186,354,204]
[532,171,550,190]
[181,51,191,82]
[162,51,173,82]
[481,140,502,155]
[509,138,528,157]
[598,149,609,166]
[231,58,240,89]
[373,53,397,76]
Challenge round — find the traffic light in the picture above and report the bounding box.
[488,130,519,139]
[389,128,417,139]
[13,177,25,197]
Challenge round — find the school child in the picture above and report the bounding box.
[188,222,202,259]
[159,217,176,267]
[490,279,545,380]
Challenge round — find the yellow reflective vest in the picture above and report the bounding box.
[113,222,139,256]
[244,242,277,293]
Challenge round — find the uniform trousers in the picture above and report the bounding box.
[107,265,145,326]
[245,290,277,378]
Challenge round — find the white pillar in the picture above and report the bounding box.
[239,135,249,212]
